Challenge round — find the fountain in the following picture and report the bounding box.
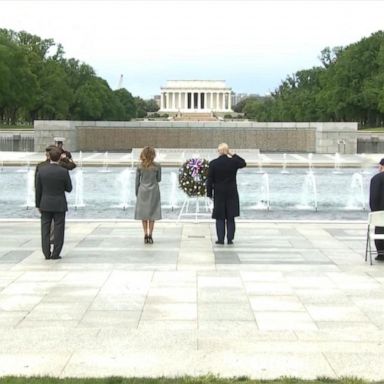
[77,151,83,169]
[298,172,318,211]
[281,153,289,174]
[116,168,135,210]
[250,172,270,210]
[359,153,373,175]
[99,151,111,173]
[333,152,342,174]
[0,150,376,220]
[163,171,179,210]
[260,173,270,210]
[74,169,85,209]
[25,168,35,209]
[307,153,313,173]
[131,152,135,168]
[257,154,263,174]
[346,173,366,210]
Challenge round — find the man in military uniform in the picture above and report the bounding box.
[54,137,76,170]
[35,144,76,182]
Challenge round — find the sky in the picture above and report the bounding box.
[0,0,383,99]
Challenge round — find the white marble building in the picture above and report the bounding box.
[159,80,232,113]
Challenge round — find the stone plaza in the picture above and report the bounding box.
[1,218,384,379]
[1,105,383,379]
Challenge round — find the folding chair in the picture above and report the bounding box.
[365,211,384,265]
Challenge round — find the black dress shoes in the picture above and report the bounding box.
[215,240,224,245]
[375,255,384,261]
[227,240,234,245]
[45,255,51,260]
[51,256,62,260]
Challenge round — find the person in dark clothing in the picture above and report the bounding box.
[35,145,56,182]
[54,137,76,170]
[35,147,72,260]
[35,145,76,244]
[35,144,76,182]
[206,143,246,245]
[369,158,384,261]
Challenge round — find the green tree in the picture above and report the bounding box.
[134,97,147,118]
[145,98,160,112]
[114,88,137,120]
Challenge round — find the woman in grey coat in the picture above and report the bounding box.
[135,146,162,243]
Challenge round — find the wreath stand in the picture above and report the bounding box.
[178,196,212,222]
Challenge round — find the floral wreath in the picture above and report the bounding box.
[178,158,210,197]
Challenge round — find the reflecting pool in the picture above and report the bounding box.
[0,166,374,220]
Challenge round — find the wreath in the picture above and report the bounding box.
[178,158,210,197]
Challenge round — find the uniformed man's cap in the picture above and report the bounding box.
[379,159,384,166]
[54,137,65,143]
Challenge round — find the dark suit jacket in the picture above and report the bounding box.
[35,163,73,212]
[206,154,246,219]
[370,171,384,211]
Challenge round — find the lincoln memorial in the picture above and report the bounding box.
[159,80,232,113]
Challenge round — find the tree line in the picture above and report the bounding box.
[2,28,383,127]
[235,31,384,128]
[0,28,158,125]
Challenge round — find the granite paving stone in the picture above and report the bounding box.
[1,219,384,380]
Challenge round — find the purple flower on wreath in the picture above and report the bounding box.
[187,158,203,179]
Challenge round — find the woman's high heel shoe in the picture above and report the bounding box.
[144,235,149,244]
[148,235,153,244]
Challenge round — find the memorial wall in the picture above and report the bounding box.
[34,120,358,154]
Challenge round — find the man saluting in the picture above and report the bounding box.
[35,147,72,260]
[206,143,246,245]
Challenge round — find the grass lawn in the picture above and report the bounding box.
[359,127,384,132]
[0,377,377,384]
[0,124,33,130]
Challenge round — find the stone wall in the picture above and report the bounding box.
[357,131,384,153]
[34,120,358,153]
[0,131,34,151]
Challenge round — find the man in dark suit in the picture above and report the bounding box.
[206,143,246,245]
[35,147,73,260]
[370,158,384,261]
[35,145,77,245]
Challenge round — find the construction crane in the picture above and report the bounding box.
[117,74,124,89]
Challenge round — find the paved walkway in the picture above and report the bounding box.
[0,219,384,379]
